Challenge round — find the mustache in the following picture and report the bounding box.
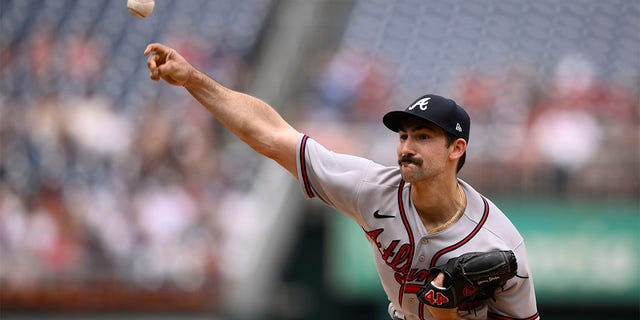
[398,155,423,166]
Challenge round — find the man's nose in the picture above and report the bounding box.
[399,140,415,157]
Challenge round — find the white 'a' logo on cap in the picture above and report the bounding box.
[456,123,463,132]
[408,97,431,111]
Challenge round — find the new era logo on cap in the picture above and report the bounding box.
[382,94,470,142]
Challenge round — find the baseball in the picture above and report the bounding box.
[127,0,155,18]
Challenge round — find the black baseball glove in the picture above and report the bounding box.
[417,250,517,309]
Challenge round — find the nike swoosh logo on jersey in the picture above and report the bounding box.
[373,210,395,219]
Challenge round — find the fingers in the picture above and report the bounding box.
[145,43,168,81]
[145,43,167,81]
[433,272,446,288]
[146,55,159,81]
[144,43,166,56]
[143,43,189,86]
[147,54,160,80]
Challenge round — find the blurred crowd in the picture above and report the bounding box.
[0,1,279,309]
[297,48,639,198]
[0,26,260,298]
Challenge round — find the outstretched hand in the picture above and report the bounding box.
[144,43,193,86]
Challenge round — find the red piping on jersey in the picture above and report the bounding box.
[396,179,415,307]
[416,195,490,319]
[428,196,490,268]
[487,312,540,320]
[299,135,315,198]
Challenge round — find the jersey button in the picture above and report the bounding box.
[421,238,428,244]
[419,255,425,262]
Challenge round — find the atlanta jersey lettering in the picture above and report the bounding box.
[296,135,539,320]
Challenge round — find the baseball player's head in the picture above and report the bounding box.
[383,94,470,175]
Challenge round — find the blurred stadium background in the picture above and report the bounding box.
[0,0,638,319]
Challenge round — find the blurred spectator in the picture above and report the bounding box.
[529,55,604,196]
[28,27,56,94]
[303,47,394,123]
[63,31,105,95]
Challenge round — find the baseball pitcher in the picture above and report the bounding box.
[145,43,539,320]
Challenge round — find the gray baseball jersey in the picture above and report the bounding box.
[296,135,539,320]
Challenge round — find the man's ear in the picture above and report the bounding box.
[449,138,467,160]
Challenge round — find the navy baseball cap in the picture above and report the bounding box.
[383,94,470,142]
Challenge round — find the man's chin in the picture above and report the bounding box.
[400,168,421,182]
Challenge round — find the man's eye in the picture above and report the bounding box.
[399,134,408,140]
[418,134,429,140]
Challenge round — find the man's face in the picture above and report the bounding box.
[396,119,451,183]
